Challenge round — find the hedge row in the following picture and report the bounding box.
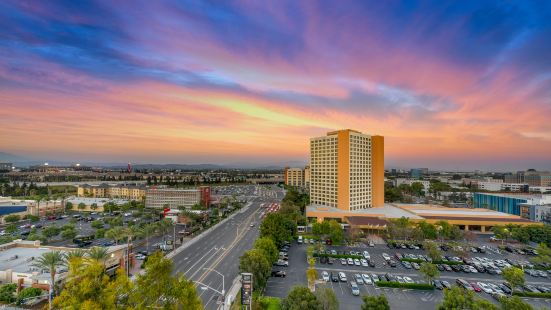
[313,253,363,259]
[376,281,434,290]
[513,291,551,298]
[533,266,551,271]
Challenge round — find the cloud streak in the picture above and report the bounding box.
[0,0,550,170]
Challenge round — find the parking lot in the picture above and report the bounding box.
[264,237,551,309]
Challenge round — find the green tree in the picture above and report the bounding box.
[315,286,338,310]
[254,237,279,263]
[61,228,77,240]
[42,225,61,239]
[95,228,105,238]
[502,267,525,295]
[410,182,425,196]
[281,286,320,310]
[312,222,322,236]
[129,252,202,309]
[423,241,442,261]
[532,243,551,265]
[260,213,296,248]
[90,203,98,211]
[142,223,158,253]
[320,220,331,235]
[78,202,86,211]
[4,214,20,223]
[328,220,344,245]
[419,262,439,283]
[239,249,272,291]
[499,295,533,310]
[418,221,437,239]
[87,246,109,266]
[438,286,498,310]
[361,294,390,310]
[52,259,120,309]
[105,226,125,245]
[65,201,73,211]
[91,220,104,229]
[65,249,86,262]
[306,267,318,290]
[32,250,66,309]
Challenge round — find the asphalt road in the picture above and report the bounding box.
[171,186,284,310]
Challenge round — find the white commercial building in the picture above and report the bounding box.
[478,182,528,192]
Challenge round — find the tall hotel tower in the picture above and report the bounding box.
[309,129,384,211]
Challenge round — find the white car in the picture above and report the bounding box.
[477,282,494,294]
[347,258,354,265]
[382,253,391,261]
[488,283,503,293]
[322,271,330,282]
[403,276,414,284]
[361,259,368,267]
[362,274,373,285]
[354,259,361,266]
[338,272,347,282]
[355,274,364,284]
[369,241,375,247]
[363,251,370,260]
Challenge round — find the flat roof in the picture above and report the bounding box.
[306,204,423,219]
[0,246,68,274]
[67,197,129,206]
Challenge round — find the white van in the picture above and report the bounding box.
[298,236,303,244]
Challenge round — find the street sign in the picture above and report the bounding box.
[241,273,253,306]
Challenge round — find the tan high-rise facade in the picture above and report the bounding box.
[310,129,384,211]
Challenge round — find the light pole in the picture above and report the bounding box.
[203,267,225,299]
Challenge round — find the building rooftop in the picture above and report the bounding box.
[67,197,129,206]
[306,204,423,219]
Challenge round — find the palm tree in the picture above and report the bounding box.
[87,246,109,267]
[143,223,158,253]
[122,226,143,276]
[65,249,86,262]
[32,250,66,309]
[105,226,124,245]
[157,218,172,242]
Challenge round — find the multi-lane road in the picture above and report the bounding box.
[171,186,284,309]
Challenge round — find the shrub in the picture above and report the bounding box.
[513,291,551,298]
[16,287,44,305]
[376,281,434,290]
[0,283,17,303]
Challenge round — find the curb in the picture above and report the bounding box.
[167,202,253,259]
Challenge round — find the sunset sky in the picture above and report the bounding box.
[1,1,550,170]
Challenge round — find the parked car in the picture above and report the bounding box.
[362,274,373,285]
[271,270,286,277]
[274,260,288,267]
[355,274,364,284]
[456,278,474,291]
[477,282,494,294]
[322,271,329,282]
[339,272,347,282]
[441,281,451,289]
[470,282,481,292]
[350,281,360,296]
[331,272,339,282]
[433,280,444,290]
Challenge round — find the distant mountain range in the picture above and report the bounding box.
[0,152,307,170]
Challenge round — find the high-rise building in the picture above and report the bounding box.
[284,167,305,188]
[309,129,384,211]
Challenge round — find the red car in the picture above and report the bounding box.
[470,282,481,292]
